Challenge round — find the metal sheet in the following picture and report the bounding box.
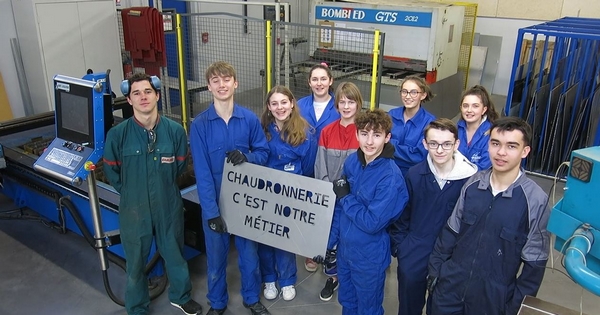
[466,46,487,87]
[529,83,550,171]
[539,81,565,166]
[426,71,465,119]
[518,296,588,315]
[587,88,600,147]
[219,160,335,259]
[478,35,502,93]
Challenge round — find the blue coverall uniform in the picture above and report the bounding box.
[428,169,550,315]
[388,106,435,175]
[297,93,340,142]
[335,143,409,315]
[189,104,270,310]
[258,123,317,287]
[389,157,475,315]
[103,116,192,315]
[457,119,492,170]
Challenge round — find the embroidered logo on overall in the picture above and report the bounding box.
[161,156,175,163]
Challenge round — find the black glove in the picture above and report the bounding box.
[312,255,324,264]
[426,275,438,294]
[226,150,247,166]
[333,176,350,199]
[208,216,227,233]
[313,249,336,264]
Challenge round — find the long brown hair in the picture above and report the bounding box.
[460,85,499,123]
[261,86,310,146]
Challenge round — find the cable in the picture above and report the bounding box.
[0,207,24,214]
[543,161,592,315]
[547,161,570,271]
[552,161,570,206]
[59,197,167,305]
[3,169,166,306]
[580,287,584,315]
[0,210,64,232]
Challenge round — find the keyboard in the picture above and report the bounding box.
[45,148,83,170]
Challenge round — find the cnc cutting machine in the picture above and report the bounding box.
[0,73,204,305]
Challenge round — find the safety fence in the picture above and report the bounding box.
[270,21,383,110]
[454,2,478,90]
[117,11,384,129]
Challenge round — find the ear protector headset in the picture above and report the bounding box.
[120,75,161,96]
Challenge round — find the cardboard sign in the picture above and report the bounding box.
[219,160,335,258]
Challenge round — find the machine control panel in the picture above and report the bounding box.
[44,147,85,170]
[33,75,106,185]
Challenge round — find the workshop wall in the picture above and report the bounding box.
[2,0,600,118]
[472,0,600,19]
[0,0,24,119]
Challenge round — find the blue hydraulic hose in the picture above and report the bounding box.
[564,228,600,296]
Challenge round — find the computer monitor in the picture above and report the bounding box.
[33,75,106,185]
[55,84,95,148]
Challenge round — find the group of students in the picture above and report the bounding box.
[103,60,550,315]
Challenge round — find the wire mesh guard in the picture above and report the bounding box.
[117,12,384,123]
[271,21,381,110]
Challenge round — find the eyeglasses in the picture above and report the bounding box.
[401,89,423,97]
[427,141,455,150]
[147,129,156,153]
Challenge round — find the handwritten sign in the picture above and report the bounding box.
[219,160,335,258]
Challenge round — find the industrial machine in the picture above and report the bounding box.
[0,72,203,305]
[311,0,465,84]
[307,0,466,116]
[548,146,600,296]
[33,75,107,185]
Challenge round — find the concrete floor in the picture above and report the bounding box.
[0,176,599,315]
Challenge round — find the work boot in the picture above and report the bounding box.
[243,301,271,315]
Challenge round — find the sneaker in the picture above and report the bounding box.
[263,282,278,300]
[319,277,339,301]
[281,285,296,301]
[323,258,337,277]
[243,301,271,315]
[206,307,227,315]
[170,299,203,315]
[305,257,317,272]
